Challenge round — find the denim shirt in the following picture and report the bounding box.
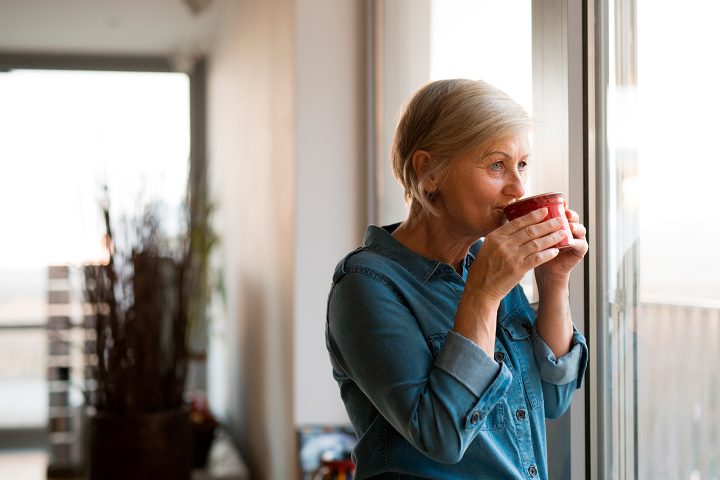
[326,224,588,479]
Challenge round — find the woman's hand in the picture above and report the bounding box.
[466,207,566,303]
[534,205,589,290]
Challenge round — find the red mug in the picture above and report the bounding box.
[502,192,574,251]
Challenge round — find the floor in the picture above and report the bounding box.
[0,449,47,480]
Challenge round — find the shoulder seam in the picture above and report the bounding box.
[336,266,405,305]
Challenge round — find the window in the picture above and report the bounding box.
[593,0,720,477]
[0,69,190,431]
[373,0,532,227]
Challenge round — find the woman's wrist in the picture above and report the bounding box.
[453,290,500,357]
[535,283,573,357]
[535,272,570,296]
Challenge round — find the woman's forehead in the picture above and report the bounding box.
[473,135,529,158]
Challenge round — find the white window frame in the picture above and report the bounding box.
[531,1,588,478]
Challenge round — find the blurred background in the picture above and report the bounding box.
[0,0,718,479]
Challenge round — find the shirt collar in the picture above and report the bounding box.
[363,223,483,284]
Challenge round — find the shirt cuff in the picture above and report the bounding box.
[435,331,510,397]
[532,329,588,387]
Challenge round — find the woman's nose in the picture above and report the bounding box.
[503,169,525,198]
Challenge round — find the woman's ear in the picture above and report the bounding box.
[411,150,439,192]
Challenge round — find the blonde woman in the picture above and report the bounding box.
[326,79,588,479]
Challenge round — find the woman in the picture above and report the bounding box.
[326,79,588,479]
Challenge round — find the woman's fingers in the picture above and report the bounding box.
[501,207,549,234]
[501,210,562,245]
[569,222,586,239]
[565,208,580,224]
[495,208,570,253]
[525,216,565,242]
[519,228,567,256]
[523,247,560,270]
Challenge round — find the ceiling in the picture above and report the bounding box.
[0,0,225,60]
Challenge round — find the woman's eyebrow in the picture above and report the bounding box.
[482,150,510,158]
[482,151,529,160]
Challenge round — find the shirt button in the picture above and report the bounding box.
[516,408,527,421]
[470,411,480,424]
[528,465,538,477]
[494,351,505,363]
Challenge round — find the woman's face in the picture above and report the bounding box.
[434,134,529,238]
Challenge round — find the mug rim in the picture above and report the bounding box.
[502,192,565,218]
[509,191,564,204]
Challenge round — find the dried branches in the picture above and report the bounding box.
[83,200,201,414]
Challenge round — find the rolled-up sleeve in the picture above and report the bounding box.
[327,271,512,464]
[532,328,588,387]
[436,331,513,431]
[532,327,588,418]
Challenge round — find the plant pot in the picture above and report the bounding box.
[86,408,192,480]
[191,421,217,469]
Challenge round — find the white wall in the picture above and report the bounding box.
[208,0,366,477]
[293,0,366,426]
[376,0,431,226]
[207,0,295,478]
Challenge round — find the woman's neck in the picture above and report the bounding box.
[391,203,476,274]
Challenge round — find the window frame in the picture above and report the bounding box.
[531,0,590,478]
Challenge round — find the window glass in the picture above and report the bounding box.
[0,70,189,428]
[602,0,720,477]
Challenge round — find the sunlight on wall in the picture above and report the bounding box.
[430,0,532,115]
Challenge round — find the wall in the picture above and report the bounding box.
[376,0,431,226]
[207,0,295,478]
[207,0,366,477]
[293,0,366,426]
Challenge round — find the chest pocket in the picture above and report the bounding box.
[502,320,543,410]
[480,397,506,431]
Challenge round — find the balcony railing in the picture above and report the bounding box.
[637,299,720,479]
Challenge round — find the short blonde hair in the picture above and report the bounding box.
[391,79,530,216]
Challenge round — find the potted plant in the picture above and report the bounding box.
[83,173,217,479]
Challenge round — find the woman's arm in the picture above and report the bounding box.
[534,205,588,357]
[508,285,587,419]
[327,271,512,464]
[535,277,574,357]
[457,207,564,356]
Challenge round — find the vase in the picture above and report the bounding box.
[86,408,192,480]
[191,421,217,469]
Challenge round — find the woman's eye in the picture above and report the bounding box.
[489,162,503,171]
[518,160,528,171]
